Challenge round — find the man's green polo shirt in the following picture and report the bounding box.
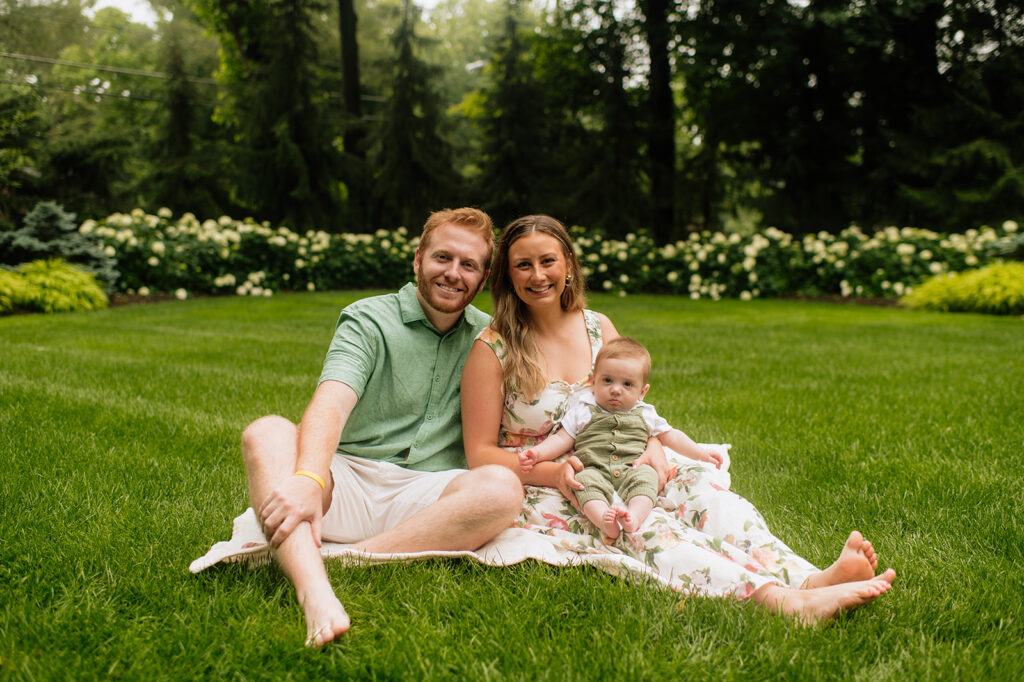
[318,283,490,471]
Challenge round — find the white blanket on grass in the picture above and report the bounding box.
[190,446,731,591]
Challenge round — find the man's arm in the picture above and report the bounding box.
[259,380,358,547]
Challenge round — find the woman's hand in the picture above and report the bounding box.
[556,455,585,512]
[633,437,674,492]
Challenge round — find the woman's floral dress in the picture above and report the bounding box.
[477,310,819,598]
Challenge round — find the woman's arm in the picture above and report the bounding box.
[461,340,583,494]
[596,312,619,344]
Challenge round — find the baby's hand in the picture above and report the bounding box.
[518,448,539,473]
[698,449,723,469]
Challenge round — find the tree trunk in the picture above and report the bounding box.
[338,0,364,158]
[641,0,675,242]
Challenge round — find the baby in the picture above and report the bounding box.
[519,337,722,543]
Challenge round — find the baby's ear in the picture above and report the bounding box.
[639,383,651,399]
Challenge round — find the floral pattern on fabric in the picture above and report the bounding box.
[477,310,602,450]
[477,311,820,598]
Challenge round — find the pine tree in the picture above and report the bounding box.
[369,0,461,230]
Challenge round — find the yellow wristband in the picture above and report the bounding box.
[294,469,325,490]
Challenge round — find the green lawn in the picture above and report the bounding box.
[2,293,1022,679]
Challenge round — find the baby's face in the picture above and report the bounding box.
[592,356,650,412]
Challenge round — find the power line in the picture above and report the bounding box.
[2,51,389,104]
[0,51,217,84]
[0,76,170,103]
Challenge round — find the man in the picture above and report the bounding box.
[241,207,523,647]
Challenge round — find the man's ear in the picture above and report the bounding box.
[639,384,651,400]
[412,247,421,276]
[477,269,490,293]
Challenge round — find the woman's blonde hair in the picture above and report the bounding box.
[490,215,586,400]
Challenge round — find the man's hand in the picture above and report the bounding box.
[518,448,539,473]
[258,474,325,548]
[633,438,675,492]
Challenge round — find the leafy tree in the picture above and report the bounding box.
[0,85,45,227]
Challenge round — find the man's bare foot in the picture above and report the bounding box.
[769,568,896,625]
[600,507,623,544]
[803,531,880,589]
[618,508,640,533]
[300,586,350,647]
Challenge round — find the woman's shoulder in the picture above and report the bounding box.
[581,309,616,348]
[583,309,618,344]
[475,326,506,360]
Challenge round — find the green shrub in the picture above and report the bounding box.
[86,209,1020,301]
[0,201,119,291]
[0,268,34,313]
[902,262,1024,315]
[7,259,109,314]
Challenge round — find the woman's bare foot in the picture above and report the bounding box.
[758,569,896,625]
[300,586,351,647]
[802,531,880,589]
[600,507,623,544]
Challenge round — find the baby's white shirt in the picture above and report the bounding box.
[560,389,671,439]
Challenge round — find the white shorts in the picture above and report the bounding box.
[321,454,464,544]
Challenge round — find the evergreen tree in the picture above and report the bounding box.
[473,0,553,228]
[369,0,461,230]
[0,201,118,290]
[144,13,228,217]
[192,0,344,231]
[567,0,648,236]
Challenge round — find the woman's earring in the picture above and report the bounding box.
[565,275,572,285]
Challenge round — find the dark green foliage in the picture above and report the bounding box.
[473,0,556,228]
[143,13,232,219]
[0,258,109,313]
[369,0,461,230]
[190,0,344,232]
[673,0,1024,235]
[0,85,45,227]
[0,202,118,290]
[902,262,1024,315]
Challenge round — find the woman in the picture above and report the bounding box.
[461,215,895,623]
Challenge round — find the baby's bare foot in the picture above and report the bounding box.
[803,530,880,589]
[300,587,350,647]
[600,507,623,544]
[618,508,640,533]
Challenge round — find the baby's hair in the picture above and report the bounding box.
[594,337,652,384]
